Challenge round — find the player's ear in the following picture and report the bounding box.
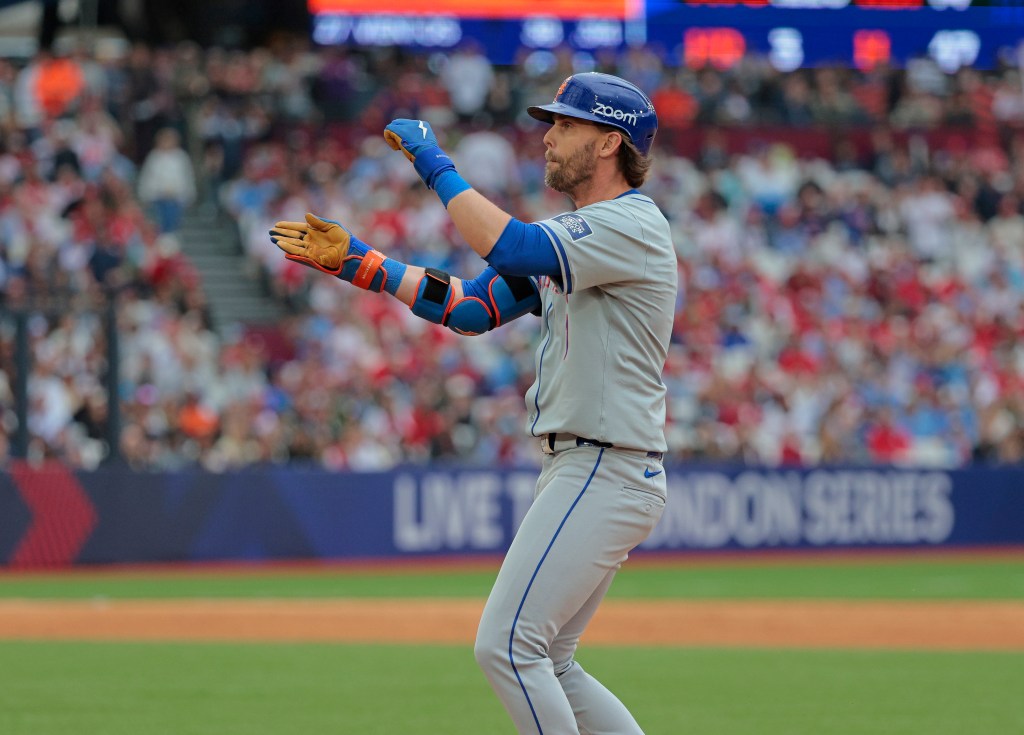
[599,130,623,159]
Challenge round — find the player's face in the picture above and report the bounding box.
[543,115,600,195]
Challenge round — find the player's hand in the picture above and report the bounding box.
[384,118,457,190]
[383,118,441,161]
[270,213,351,276]
[270,213,390,292]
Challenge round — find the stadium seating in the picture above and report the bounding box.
[3,43,1024,469]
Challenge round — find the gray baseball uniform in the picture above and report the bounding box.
[276,72,670,735]
[474,191,678,734]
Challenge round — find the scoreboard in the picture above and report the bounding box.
[309,0,1024,70]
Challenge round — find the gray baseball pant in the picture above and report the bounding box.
[474,446,667,734]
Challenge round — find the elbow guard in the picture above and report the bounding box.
[410,266,540,336]
[410,268,453,325]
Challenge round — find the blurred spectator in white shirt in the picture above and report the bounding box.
[987,194,1024,256]
[137,127,196,233]
[453,129,521,196]
[898,175,955,261]
[440,43,494,121]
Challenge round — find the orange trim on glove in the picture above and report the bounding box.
[285,252,344,277]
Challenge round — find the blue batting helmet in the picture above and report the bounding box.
[527,72,658,156]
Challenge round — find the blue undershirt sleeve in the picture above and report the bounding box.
[485,218,561,277]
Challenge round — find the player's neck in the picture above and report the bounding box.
[567,176,632,209]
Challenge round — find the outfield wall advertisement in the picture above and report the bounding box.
[0,463,1021,567]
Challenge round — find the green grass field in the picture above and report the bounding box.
[2,553,1023,735]
[2,554,1023,600]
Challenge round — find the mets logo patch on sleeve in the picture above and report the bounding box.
[553,213,593,241]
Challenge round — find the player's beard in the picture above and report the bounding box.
[545,141,597,197]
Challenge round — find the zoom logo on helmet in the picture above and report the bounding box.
[526,72,659,156]
[590,103,638,126]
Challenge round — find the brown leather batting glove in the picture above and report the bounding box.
[270,213,391,291]
[270,213,350,277]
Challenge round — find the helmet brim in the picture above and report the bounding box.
[527,103,606,127]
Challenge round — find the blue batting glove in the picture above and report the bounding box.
[384,119,457,190]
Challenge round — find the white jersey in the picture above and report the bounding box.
[524,190,678,452]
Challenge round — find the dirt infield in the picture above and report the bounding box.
[1,599,1022,651]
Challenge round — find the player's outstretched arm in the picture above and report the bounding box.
[270,213,540,336]
[383,119,512,258]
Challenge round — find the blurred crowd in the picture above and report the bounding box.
[3,37,1024,470]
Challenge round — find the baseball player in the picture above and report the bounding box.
[271,72,676,734]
